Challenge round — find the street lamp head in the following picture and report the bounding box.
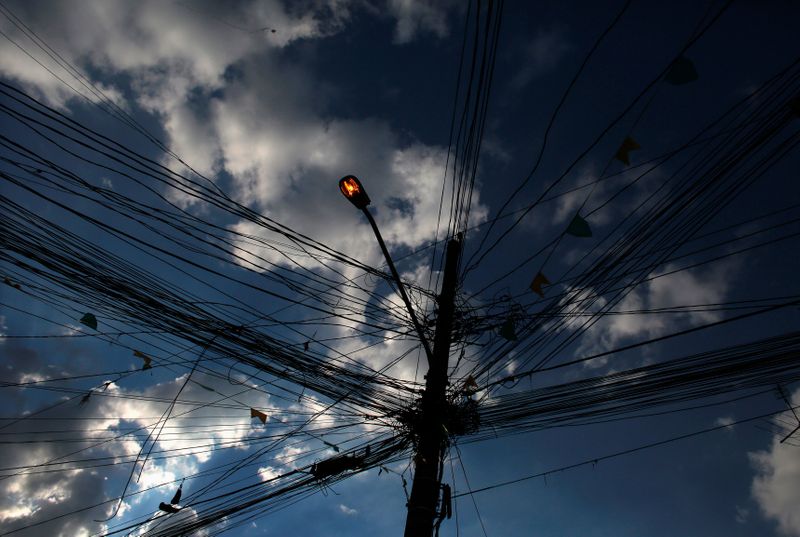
[339,175,371,209]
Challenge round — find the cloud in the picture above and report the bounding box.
[0,369,267,536]
[0,0,487,273]
[735,505,749,524]
[0,0,350,108]
[0,2,483,533]
[0,400,119,536]
[510,27,571,90]
[715,416,736,431]
[338,503,358,515]
[573,261,734,364]
[387,0,452,44]
[749,388,800,536]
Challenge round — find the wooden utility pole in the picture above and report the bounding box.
[403,237,461,537]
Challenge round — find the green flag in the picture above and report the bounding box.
[499,318,517,341]
[80,313,97,330]
[789,95,800,118]
[566,213,592,237]
[664,56,698,85]
[614,136,641,166]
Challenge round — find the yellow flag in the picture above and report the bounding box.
[530,271,550,298]
[133,350,152,370]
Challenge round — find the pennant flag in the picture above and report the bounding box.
[250,408,267,424]
[530,271,550,298]
[133,350,152,370]
[303,341,310,352]
[614,136,641,166]
[79,392,92,405]
[790,95,800,118]
[170,483,183,505]
[80,313,98,330]
[159,502,181,514]
[323,440,341,453]
[664,56,698,85]
[566,213,592,237]
[499,318,517,341]
[464,375,479,393]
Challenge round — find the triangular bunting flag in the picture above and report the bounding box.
[323,440,341,453]
[499,318,517,341]
[250,408,267,424]
[80,313,98,330]
[566,213,592,238]
[789,95,800,118]
[464,375,479,394]
[664,56,698,85]
[614,136,641,166]
[530,271,550,298]
[170,483,183,505]
[159,502,181,514]
[133,350,152,370]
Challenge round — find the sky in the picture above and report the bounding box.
[1,1,800,536]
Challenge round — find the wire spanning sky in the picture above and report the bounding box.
[1,1,799,536]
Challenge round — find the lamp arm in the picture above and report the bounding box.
[362,208,434,366]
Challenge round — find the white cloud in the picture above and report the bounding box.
[0,1,481,533]
[338,503,358,515]
[0,1,348,108]
[0,0,487,275]
[749,388,800,536]
[574,261,733,363]
[715,416,736,431]
[257,466,280,482]
[0,369,267,536]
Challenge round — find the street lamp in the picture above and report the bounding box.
[338,174,434,366]
[339,175,371,209]
[340,174,463,537]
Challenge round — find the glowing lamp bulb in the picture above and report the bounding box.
[339,175,371,209]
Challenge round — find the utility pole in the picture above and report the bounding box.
[338,175,462,536]
[403,237,461,537]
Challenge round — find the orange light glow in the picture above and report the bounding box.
[338,175,371,209]
[341,178,360,198]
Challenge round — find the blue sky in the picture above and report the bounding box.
[1,1,799,536]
